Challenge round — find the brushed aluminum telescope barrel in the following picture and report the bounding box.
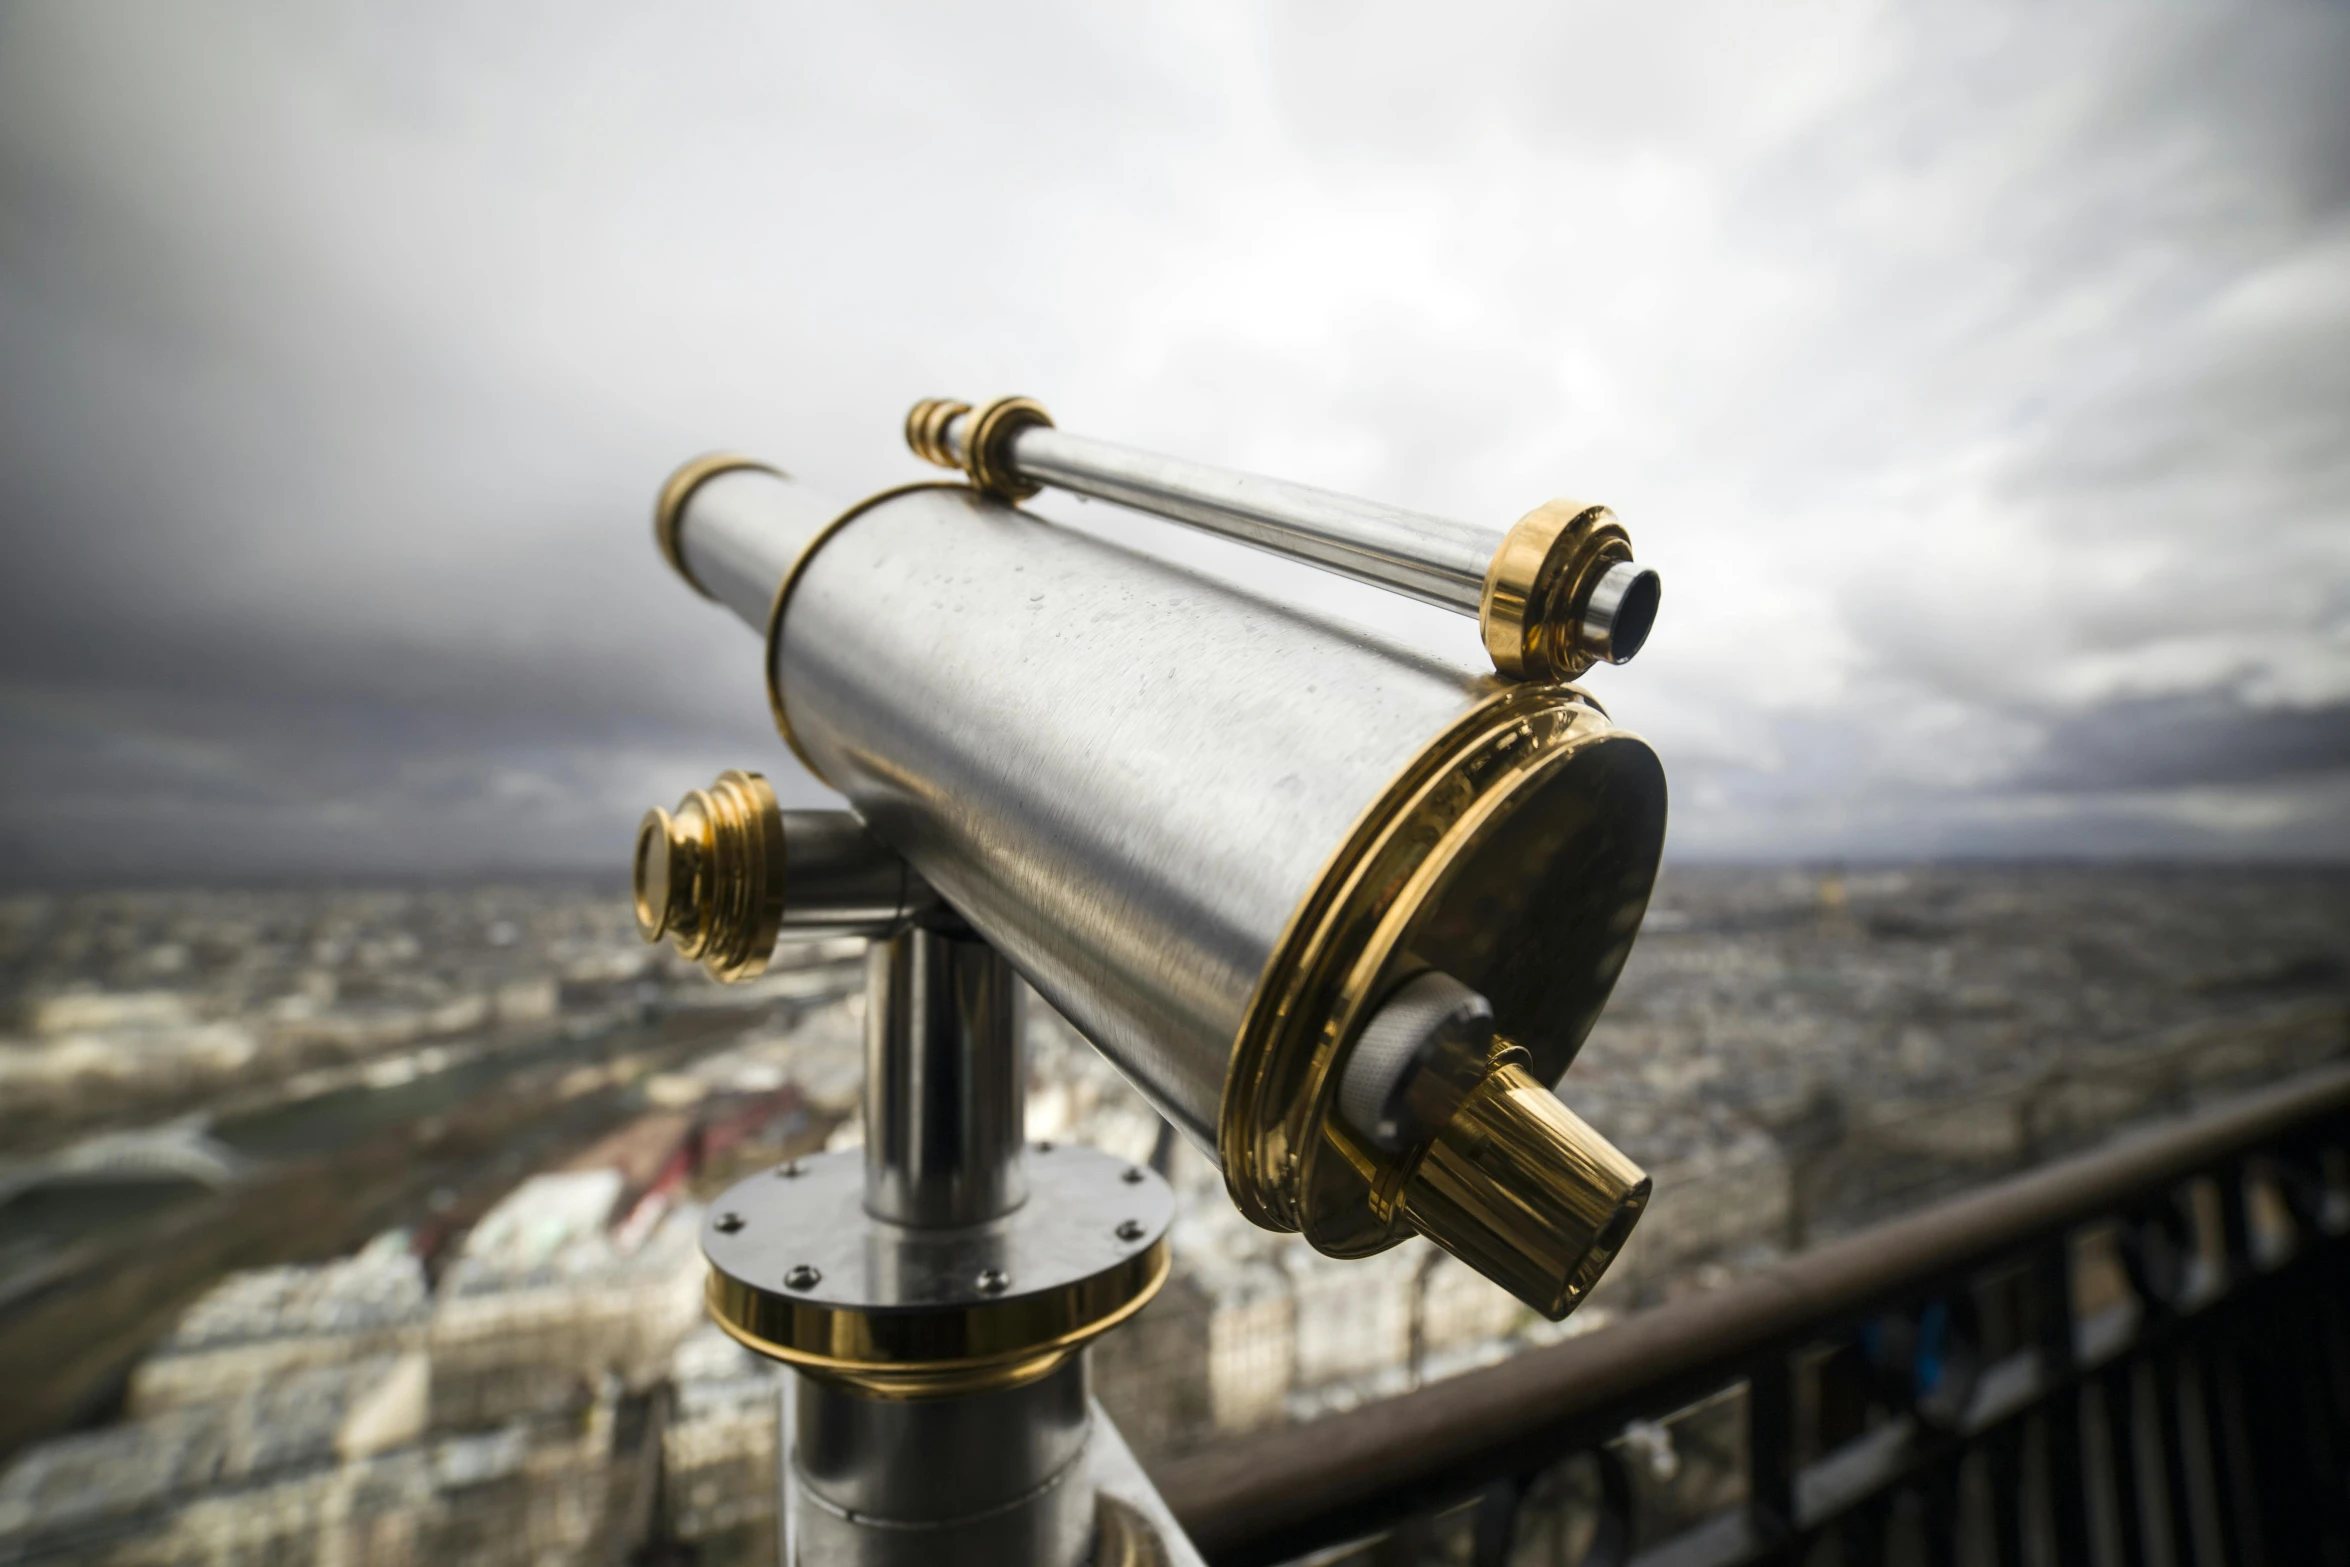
[906,396,1662,682]
[643,450,1666,1319]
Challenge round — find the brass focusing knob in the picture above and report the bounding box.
[1398,1057,1649,1319]
[633,770,788,982]
[1341,970,1650,1319]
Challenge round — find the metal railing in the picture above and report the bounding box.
[1154,1064,2350,1566]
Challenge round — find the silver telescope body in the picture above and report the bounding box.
[639,430,1666,1318]
[906,395,1662,682]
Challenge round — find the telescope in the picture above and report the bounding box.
[634,396,1668,1563]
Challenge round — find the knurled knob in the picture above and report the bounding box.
[632,770,788,982]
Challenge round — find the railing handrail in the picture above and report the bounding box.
[1152,1061,2350,1560]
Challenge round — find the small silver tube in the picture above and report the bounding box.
[1578,559,1662,665]
[863,927,1026,1228]
[945,412,1498,614]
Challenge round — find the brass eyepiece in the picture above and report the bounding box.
[632,769,788,982]
[1479,500,1657,682]
[1341,969,1651,1319]
[1399,1058,1649,1320]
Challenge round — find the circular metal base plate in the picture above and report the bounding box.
[704,1144,1173,1396]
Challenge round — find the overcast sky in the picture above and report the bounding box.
[1,1,2345,884]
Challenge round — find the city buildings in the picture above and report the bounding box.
[0,866,2342,1561]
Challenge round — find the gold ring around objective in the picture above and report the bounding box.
[1216,682,1660,1255]
[964,396,1054,500]
[655,453,786,599]
[904,397,973,469]
[703,1238,1169,1400]
[1478,500,1633,681]
[1216,683,1565,1234]
[761,481,977,781]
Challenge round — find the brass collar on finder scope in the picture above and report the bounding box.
[1480,499,1640,683]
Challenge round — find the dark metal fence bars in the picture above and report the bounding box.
[1156,1065,2350,1567]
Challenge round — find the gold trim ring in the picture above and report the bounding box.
[655,453,784,599]
[1216,681,1664,1259]
[761,481,976,781]
[1478,499,1634,682]
[706,1241,1170,1400]
[964,396,1054,500]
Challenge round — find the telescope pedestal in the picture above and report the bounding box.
[699,925,1199,1565]
[786,1359,1094,1565]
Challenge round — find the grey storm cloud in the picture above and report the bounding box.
[2017,696,2350,794]
[0,0,2346,884]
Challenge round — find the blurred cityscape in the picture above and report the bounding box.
[0,866,2343,1565]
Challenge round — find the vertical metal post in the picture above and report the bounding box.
[862,926,1026,1227]
[781,928,1096,1567]
[2033,1239,2096,1567]
[2203,1164,2266,1567]
[2100,1359,2152,1567]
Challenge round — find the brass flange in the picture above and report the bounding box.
[1478,500,1640,682]
[702,1147,1174,1399]
[633,770,788,982]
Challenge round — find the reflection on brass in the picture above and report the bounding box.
[1394,1055,1649,1319]
[1218,682,1665,1311]
[654,453,782,599]
[705,1240,1170,1400]
[760,481,973,781]
[904,393,1055,500]
[1096,1495,1174,1567]
[632,769,788,983]
[1479,499,1636,681]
